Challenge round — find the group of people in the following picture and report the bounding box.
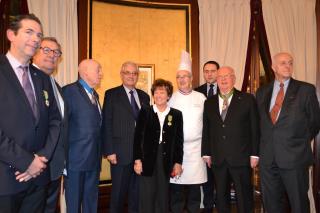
[0,13,319,213]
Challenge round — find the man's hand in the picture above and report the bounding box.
[107,154,117,165]
[250,157,259,168]
[134,160,143,175]
[203,156,212,168]
[15,171,32,182]
[25,154,48,178]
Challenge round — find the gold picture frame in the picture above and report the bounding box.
[136,64,155,98]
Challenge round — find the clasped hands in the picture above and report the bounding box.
[15,154,48,182]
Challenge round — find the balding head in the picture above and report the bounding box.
[217,66,236,94]
[272,52,293,82]
[78,59,103,88]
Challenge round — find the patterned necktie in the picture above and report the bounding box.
[270,83,284,124]
[220,97,229,121]
[130,90,139,120]
[20,66,38,120]
[219,89,234,121]
[208,84,214,97]
[91,90,97,105]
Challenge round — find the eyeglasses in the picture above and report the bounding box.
[40,47,62,57]
[122,71,138,76]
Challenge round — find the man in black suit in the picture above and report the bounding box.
[195,60,219,98]
[63,59,103,213]
[32,37,67,213]
[256,52,320,213]
[202,66,259,213]
[0,14,61,213]
[102,61,150,213]
[195,60,219,212]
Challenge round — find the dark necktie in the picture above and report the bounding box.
[21,66,38,120]
[208,84,214,97]
[130,90,139,120]
[270,83,284,124]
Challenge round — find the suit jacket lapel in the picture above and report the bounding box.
[76,81,93,106]
[224,89,240,122]
[263,82,274,123]
[212,94,222,121]
[277,78,298,122]
[0,56,36,122]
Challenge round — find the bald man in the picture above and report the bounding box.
[256,52,320,213]
[202,66,259,213]
[63,59,103,213]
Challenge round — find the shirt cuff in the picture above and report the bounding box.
[250,156,259,159]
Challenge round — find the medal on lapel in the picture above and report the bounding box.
[168,115,172,126]
[43,90,50,107]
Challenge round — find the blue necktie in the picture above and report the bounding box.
[130,90,139,120]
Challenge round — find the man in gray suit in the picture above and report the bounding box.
[256,52,320,213]
[102,61,150,213]
[32,37,67,213]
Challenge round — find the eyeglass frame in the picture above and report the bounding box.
[39,46,62,57]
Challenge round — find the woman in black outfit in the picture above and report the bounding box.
[133,79,184,213]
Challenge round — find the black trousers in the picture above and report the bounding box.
[110,163,139,213]
[260,163,310,213]
[139,143,169,213]
[170,184,201,213]
[0,184,47,213]
[213,161,253,213]
[44,177,61,213]
[202,165,215,210]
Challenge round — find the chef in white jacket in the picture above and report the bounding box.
[169,50,207,213]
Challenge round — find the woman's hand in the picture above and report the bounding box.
[172,163,183,177]
[134,159,143,175]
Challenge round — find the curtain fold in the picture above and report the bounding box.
[198,0,250,89]
[262,0,317,85]
[27,0,79,86]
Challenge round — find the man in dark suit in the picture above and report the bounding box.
[256,52,320,213]
[63,59,103,213]
[32,37,67,213]
[202,66,259,213]
[195,60,219,212]
[0,14,61,213]
[195,60,219,98]
[102,61,150,213]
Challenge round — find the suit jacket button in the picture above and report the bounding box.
[222,124,226,128]
[163,152,166,155]
[222,136,226,139]
[162,141,166,144]
[163,130,165,133]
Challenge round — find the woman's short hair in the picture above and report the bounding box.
[151,79,173,98]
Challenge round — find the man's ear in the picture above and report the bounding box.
[6,29,15,42]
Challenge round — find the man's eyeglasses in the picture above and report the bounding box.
[122,71,138,76]
[40,47,62,57]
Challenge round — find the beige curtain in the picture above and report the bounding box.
[198,0,250,89]
[262,0,317,85]
[27,0,78,86]
[27,1,79,212]
[263,1,317,211]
